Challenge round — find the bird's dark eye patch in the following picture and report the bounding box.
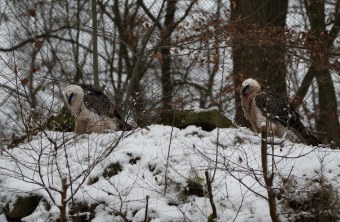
[242,84,250,95]
[68,92,75,105]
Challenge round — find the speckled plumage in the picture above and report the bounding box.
[62,84,132,134]
[240,78,321,146]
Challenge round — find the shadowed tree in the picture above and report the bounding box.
[295,0,339,146]
[230,0,289,127]
[138,0,197,109]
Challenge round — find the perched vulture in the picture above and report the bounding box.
[240,78,321,146]
[62,84,132,134]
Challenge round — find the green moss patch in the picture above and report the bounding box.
[46,106,75,132]
[157,109,233,131]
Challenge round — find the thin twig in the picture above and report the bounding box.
[144,195,150,222]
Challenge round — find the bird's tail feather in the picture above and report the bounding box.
[291,121,321,146]
[115,118,134,131]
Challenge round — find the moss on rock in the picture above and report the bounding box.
[157,109,233,131]
[46,106,75,132]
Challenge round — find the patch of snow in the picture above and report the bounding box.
[0,125,339,221]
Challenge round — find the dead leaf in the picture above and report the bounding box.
[27,8,36,17]
[21,77,29,86]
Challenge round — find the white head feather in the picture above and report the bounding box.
[241,78,261,96]
[62,85,85,115]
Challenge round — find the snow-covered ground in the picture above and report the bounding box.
[0,125,339,221]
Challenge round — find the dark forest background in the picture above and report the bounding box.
[0,0,339,147]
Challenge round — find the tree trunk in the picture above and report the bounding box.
[160,0,177,109]
[92,0,100,88]
[306,0,340,146]
[315,68,339,145]
[111,0,147,126]
[230,0,288,126]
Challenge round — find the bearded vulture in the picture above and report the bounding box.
[240,78,321,146]
[62,84,133,134]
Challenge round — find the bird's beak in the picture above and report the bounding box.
[241,86,246,96]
